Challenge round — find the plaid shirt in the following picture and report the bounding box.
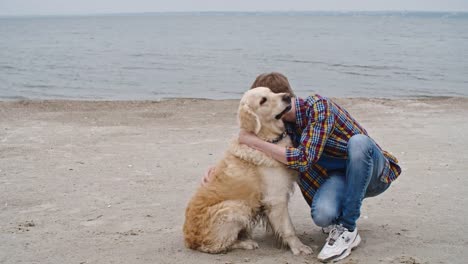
[285,95,401,206]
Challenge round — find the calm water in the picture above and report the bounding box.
[0,12,467,100]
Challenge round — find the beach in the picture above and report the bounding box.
[0,97,467,264]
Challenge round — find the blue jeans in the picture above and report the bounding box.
[311,134,391,231]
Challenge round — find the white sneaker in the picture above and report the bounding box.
[322,224,335,234]
[317,225,361,262]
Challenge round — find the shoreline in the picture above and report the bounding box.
[1,97,467,115]
[1,95,467,103]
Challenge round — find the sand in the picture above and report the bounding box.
[0,97,467,264]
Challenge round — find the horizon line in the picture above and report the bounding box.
[1,10,467,18]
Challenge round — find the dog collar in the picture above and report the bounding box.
[264,131,287,144]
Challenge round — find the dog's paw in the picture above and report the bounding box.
[290,244,313,255]
[232,239,259,250]
[243,240,259,250]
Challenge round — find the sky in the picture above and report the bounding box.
[1,0,467,16]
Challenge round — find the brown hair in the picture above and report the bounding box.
[250,72,295,97]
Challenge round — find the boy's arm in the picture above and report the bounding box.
[239,98,335,172]
[286,98,334,172]
[239,130,288,164]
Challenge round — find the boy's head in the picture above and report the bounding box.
[250,72,295,97]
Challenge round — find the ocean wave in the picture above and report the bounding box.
[393,71,434,81]
[332,63,406,71]
[121,66,184,71]
[276,58,326,65]
[341,71,385,77]
[151,91,182,95]
[129,52,162,57]
[121,65,155,70]
[121,66,155,70]
[415,76,430,81]
[0,65,18,70]
[276,58,407,71]
[0,95,30,100]
[219,91,244,95]
[23,84,57,89]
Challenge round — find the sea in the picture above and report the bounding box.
[0,12,467,100]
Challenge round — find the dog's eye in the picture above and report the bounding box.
[260,97,267,105]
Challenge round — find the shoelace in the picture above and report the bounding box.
[327,225,346,246]
[322,224,335,234]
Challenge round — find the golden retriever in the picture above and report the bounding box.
[183,87,312,255]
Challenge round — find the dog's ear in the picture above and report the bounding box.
[238,103,261,134]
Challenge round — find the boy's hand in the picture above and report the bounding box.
[201,166,216,186]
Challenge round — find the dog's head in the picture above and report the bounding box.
[238,87,292,135]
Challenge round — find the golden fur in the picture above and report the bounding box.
[183,87,312,255]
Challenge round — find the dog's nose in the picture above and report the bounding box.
[282,94,291,103]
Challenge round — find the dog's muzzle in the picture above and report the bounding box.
[275,104,292,120]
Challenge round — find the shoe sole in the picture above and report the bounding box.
[331,233,361,262]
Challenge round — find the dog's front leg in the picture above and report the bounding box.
[265,202,313,255]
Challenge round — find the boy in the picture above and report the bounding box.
[205,72,401,262]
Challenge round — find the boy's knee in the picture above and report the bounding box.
[311,204,338,227]
[348,134,371,147]
[348,134,373,157]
